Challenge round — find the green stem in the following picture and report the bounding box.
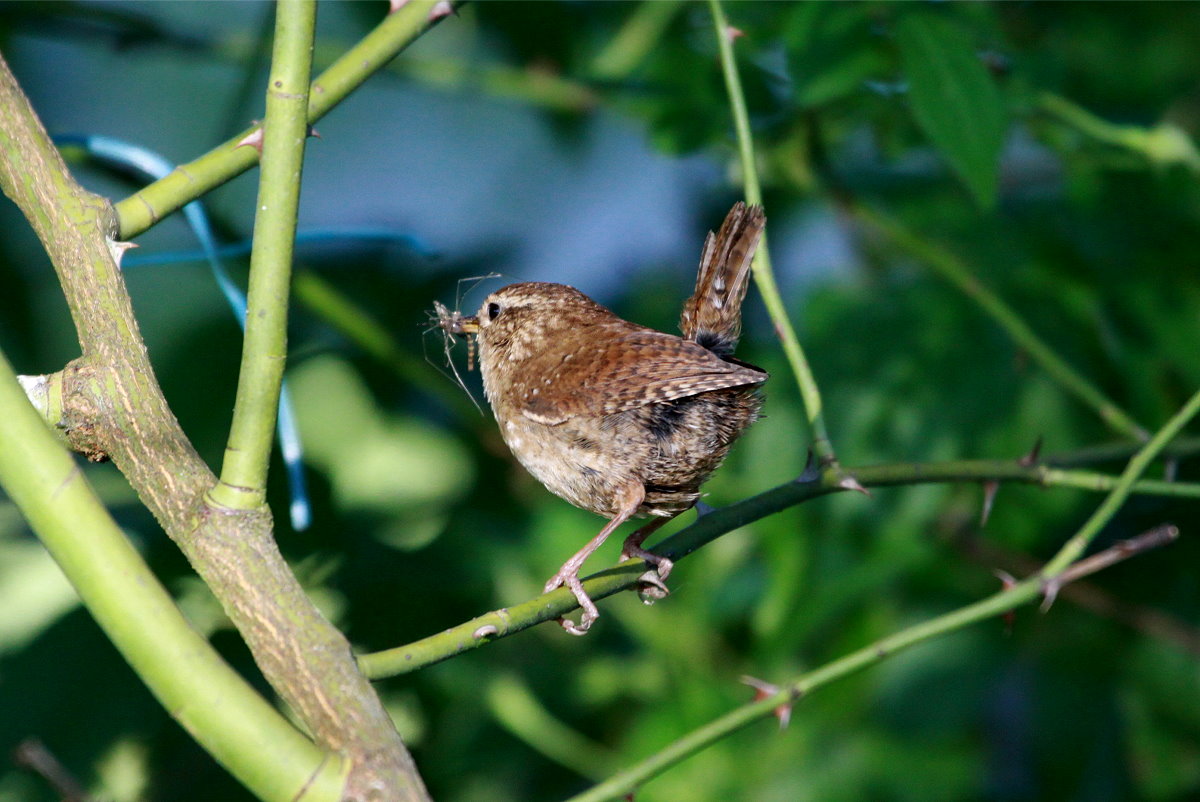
[114,0,449,239]
[358,444,1200,679]
[211,0,316,511]
[564,388,1200,801]
[590,0,685,81]
[1043,434,1200,467]
[396,56,598,112]
[485,674,619,780]
[0,40,424,799]
[565,527,1178,802]
[1038,92,1200,172]
[853,202,1149,442]
[708,0,836,464]
[0,350,343,802]
[1039,92,1144,150]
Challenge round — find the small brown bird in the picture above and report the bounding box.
[439,202,767,634]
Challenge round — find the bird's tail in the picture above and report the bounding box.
[679,201,766,356]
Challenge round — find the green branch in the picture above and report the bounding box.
[1038,92,1200,172]
[851,202,1148,442]
[1042,386,1200,575]
[358,443,1200,679]
[563,386,1200,801]
[0,27,427,801]
[590,0,685,81]
[114,0,451,239]
[564,524,1178,802]
[210,0,316,512]
[0,350,343,802]
[708,0,837,465]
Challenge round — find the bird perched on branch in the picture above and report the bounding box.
[438,202,768,634]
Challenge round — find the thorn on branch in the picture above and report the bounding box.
[694,500,716,518]
[741,676,794,730]
[390,0,455,21]
[725,25,746,43]
[837,474,870,496]
[1018,436,1043,467]
[236,125,264,153]
[993,569,1017,633]
[106,238,138,268]
[980,481,999,527]
[1164,457,1178,482]
[1039,577,1061,613]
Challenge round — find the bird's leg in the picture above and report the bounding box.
[543,481,645,636]
[620,516,674,602]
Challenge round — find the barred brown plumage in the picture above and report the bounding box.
[436,202,767,634]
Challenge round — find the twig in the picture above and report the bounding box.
[1042,387,1200,577]
[1055,524,1178,586]
[0,48,343,802]
[359,443,1200,679]
[114,0,456,238]
[209,0,316,512]
[849,202,1149,443]
[562,385,1200,801]
[962,534,1200,656]
[13,739,90,802]
[562,522,1181,802]
[708,0,837,466]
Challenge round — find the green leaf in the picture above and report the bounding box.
[896,13,1008,209]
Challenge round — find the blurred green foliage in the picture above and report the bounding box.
[1,2,1199,801]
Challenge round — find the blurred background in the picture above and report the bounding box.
[1,2,1198,800]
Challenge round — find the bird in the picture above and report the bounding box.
[437,202,767,634]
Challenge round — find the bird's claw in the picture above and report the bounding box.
[621,553,672,604]
[557,615,594,636]
[636,570,670,604]
[545,571,600,635]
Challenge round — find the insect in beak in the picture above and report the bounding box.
[434,301,480,369]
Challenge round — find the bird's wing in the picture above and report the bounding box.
[515,324,767,425]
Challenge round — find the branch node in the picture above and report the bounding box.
[793,451,819,484]
[472,624,498,640]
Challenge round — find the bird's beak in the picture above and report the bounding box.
[434,302,480,337]
[448,314,479,336]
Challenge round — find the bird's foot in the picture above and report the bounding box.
[621,545,674,605]
[544,570,599,635]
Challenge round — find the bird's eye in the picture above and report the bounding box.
[487,302,502,320]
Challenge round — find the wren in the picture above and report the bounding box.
[438,202,767,634]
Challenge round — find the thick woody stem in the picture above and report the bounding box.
[0,23,429,802]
